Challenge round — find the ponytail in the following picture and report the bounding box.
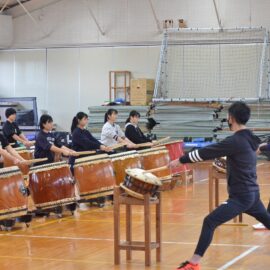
[71,111,88,133]
[125,117,131,124]
[104,112,108,124]
[71,117,78,133]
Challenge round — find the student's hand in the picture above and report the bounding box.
[127,143,137,149]
[14,158,24,165]
[168,159,181,169]
[152,140,158,145]
[63,150,77,156]
[100,145,113,152]
[69,150,79,157]
[24,141,35,147]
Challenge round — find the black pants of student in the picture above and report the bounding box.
[194,191,270,257]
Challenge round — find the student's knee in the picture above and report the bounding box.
[203,215,219,230]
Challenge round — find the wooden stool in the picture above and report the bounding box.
[181,169,193,184]
[209,167,244,224]
[114,186,161,266]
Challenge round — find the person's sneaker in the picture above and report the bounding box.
[252,223,267,230]
[176,261,200,270]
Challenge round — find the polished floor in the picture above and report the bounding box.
[1,161,270,270]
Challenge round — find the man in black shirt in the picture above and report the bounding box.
[170,102,270,270]
[3,108,34,148]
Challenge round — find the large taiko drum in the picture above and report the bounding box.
[110,151,142,185]
[3,147,33,175]
[120,168,162,200]
[74,154,116,200]
[0,166,28,220]
[162,140,189,174]
[28,161,76,209]
[138,146,171,178]
[213,157,226,174]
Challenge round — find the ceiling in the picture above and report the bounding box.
[0,0,61,17]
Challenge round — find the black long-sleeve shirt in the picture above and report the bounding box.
[71,127,101,152]
[180,129,260,195]
[69,127,102,167]
[125,123,151,144]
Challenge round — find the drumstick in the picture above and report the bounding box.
[135,142,153,148]
[110,142,127,150]
[76,150,96,156]
[153,136,171,146]
[143,165,169,174]
[21,158,48,165]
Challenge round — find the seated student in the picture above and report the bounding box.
[101,109,136,149]
[0,132,26,164]
[70,112,111,167]
[125,110,153,146]
[3,108,35,148]
[34,114,78,165]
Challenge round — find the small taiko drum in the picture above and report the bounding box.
[213,157,226,174]
[0,166,28,220]
[3,147,33,175]
[28,161,76,209]
[138,146,171,178]
[110,151,142,185]
[120,168,162,200]
[162,140,189,174]
[74,154,116,200]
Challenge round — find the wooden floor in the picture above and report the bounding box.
[1,161,270,270]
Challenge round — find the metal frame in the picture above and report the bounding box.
[153,27,269,102]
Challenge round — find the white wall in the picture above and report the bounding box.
[1,0,270,130]
[7,0,270,49]
[0,46,160,130]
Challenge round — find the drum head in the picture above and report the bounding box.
[125,168,162,186]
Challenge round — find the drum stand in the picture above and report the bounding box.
[114,186,161,266]
[209,167,247,226]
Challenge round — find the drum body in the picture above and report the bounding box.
[162,140,188,174]
[74,154,116,200]
[138,147,171,177]
[213,157,226,174]
[29,161,76,209]
[3,148,33,175]
[0,166,28,220]
[110,151,141,185]
[120,168,161,200]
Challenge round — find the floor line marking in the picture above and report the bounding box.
[0,234,259,248]
[217,245,259,270]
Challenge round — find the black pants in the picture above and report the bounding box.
[194,191,270,257]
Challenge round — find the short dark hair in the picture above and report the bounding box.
[125,110,141,124]
[228,101,250,125]
[39,114,53,129]
[104,108,118,123]
[5,108,16,118]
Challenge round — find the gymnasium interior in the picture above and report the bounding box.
[0,1,270,269]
